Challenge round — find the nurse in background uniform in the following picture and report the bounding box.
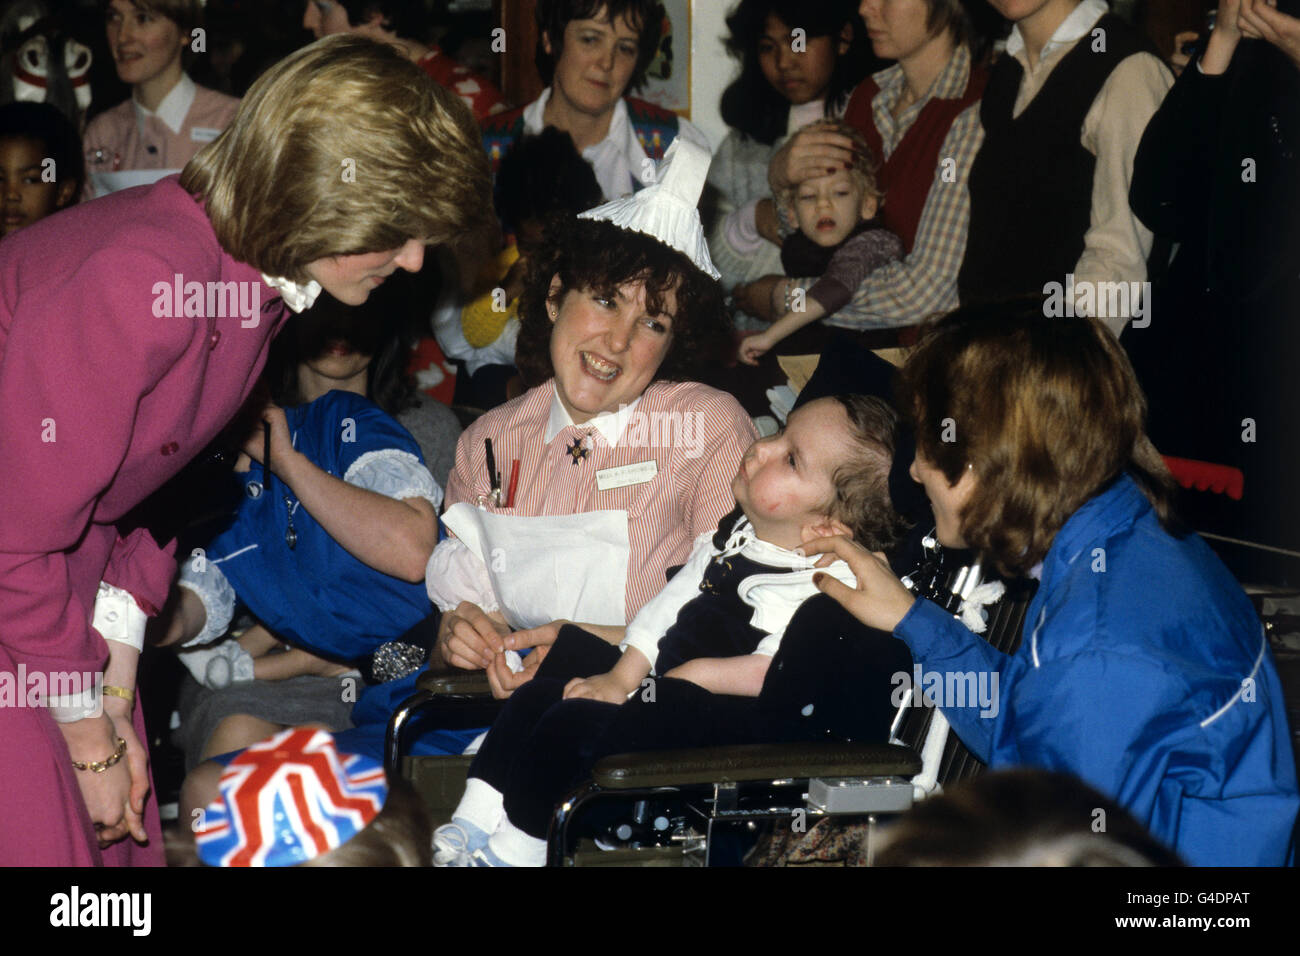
[82,0,238,198]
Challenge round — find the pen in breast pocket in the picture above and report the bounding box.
[484,438,501,503]
[506,459,520,507]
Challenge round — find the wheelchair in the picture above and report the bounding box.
[387,534,1039,866]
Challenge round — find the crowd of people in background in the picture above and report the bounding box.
[1,0,1297,869]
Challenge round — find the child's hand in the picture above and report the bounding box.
[563,672,631,705]
[239,402,295,478]
[739,331,775,366]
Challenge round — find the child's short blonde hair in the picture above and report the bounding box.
[777,119,881,211]
[180,35,492,282]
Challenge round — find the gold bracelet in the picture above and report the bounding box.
[71,736,127,773]
[102,685,135,706]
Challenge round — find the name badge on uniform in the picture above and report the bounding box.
[191,127,222,143]
[596,460,658,491]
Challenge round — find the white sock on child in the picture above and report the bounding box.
[456,777,506,835]
[488,818,547,868]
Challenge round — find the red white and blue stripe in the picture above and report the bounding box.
[195,728,388,867]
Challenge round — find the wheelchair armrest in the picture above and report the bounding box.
[416,669,493,697]
[589,741,922,789]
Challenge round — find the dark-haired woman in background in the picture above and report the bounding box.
[480,0,709,201]
[809,304,1299,866]
[706,0,876,322]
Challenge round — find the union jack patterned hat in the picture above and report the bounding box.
[195,728,388,867]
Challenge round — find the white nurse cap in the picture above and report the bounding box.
[578,138,721,281]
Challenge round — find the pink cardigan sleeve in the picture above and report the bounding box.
[0,247,190,678]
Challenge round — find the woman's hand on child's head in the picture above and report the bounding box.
[739,331,774,366]
[804,534,916,633]
[770,120,863,195]
[563,672,631,705]
[437,601,509,670]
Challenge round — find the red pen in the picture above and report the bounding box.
[505,459,520,507]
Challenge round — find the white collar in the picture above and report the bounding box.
[717,513,825,570]
[524,88,638,200]
[1005,0,1108,61]
[133,73,196,135]
[261,274,322,313]
[544,383,642,448]
[523,87,633,147]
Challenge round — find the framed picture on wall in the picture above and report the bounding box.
[638,0,690,116]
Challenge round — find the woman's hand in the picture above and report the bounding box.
[769,121,861,196]
[483,620,565,698]
[739,330,776,366]
[1203,0,1246,72]
[436,601,509,670]
[733,275,783,323]
[239,402,298,479]
[563,671,632,705]
[1240,0,1300,69]
[59,714,142,848]
[754,198,784,247]
[107,711,150,846]
[803,535,917,633]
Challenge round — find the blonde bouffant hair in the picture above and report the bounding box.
[181,35,492,282]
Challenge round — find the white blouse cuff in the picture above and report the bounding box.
[344,449,444,510]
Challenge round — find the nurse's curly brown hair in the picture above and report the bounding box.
[514,215,733,388]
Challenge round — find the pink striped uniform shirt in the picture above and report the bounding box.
[443,380,756,621]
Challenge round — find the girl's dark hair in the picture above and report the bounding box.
[266,276,423,415]
[514,215,732,388]
[336,0,432,40]
[719,0,876,146]
[0,100,84,199]
[899,301,1179,578]
[534,0,664,94]
[494,127,603,234]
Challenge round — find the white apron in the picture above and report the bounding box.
[440,502,630,630]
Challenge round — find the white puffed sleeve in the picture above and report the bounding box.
[177,555,237,647]
[425,536,500,613]
[343,449,443,510]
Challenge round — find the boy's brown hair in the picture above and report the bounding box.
[180,35,491,283]
[899,302,1178,578]
[823,394,908,553]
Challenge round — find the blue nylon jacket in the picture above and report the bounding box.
[896,474,1298,866]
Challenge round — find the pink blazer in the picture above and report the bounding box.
[0,175,288,864]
